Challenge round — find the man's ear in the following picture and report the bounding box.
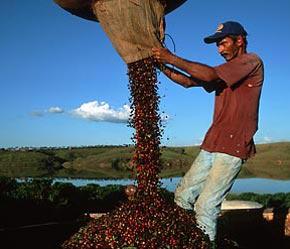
[236,35,244,46]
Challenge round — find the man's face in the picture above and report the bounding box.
[216,36,242,61]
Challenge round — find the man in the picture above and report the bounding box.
[152,21,264,245]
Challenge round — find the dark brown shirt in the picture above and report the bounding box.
[201,53,264,159]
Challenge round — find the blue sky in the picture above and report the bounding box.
[1,0,290,148]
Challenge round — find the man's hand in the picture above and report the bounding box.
[152,47,174,64]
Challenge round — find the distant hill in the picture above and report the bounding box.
[0,142,289,179]
[239,142,290,179]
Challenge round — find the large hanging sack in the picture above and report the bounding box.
[54,0,187,63]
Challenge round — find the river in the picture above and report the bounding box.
[52,177,290,194]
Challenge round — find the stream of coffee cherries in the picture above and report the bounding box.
[62,57,210,249]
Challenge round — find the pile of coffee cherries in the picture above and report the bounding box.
[61,57,210,249]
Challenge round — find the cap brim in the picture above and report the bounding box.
[204,33,226,44]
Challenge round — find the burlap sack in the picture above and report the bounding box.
[92,0,165,63]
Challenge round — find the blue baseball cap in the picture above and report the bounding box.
[204,21,248,44]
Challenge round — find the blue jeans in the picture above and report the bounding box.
[174,150,243,241]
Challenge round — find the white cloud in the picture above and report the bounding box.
[256,136,273,144]
[193,138,204,146]
[31,101,169,124]
[48,106,64,114]
[262,136,273,143]
[31,111,44,117]
[72,101,130,123]
[255,136,290,144]
[30,106,64,117]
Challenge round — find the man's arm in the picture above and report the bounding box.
[160,65,217,92]
[160,65,199,88]
[152,47,219,83]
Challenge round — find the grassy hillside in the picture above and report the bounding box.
[0,142,289,179]
[240,142,290,179]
